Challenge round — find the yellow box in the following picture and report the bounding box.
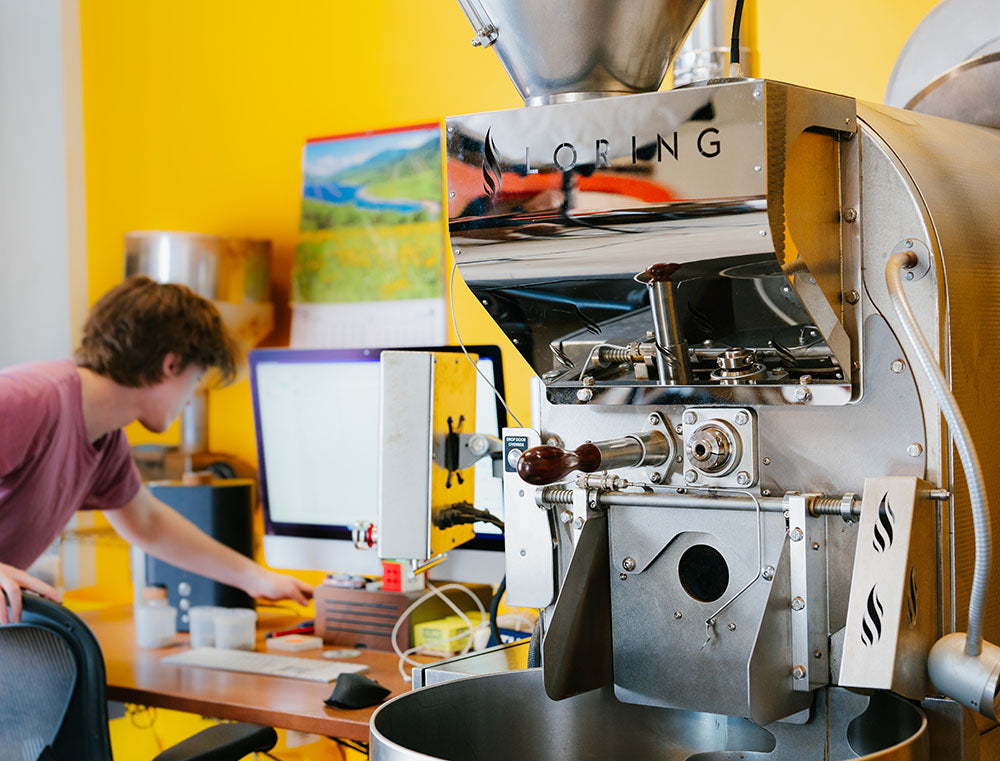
[412,613,486,656]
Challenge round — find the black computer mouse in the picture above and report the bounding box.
[324,672,391,709]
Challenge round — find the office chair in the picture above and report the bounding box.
[0,594,277,761]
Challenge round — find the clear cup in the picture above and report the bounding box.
[188,606,221,648]
[134,603,177,648]
[214,608,258,650]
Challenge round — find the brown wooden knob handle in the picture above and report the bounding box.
[516,443,602,486]
[645,262,681,283]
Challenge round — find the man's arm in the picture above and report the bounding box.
[104,485,312,605]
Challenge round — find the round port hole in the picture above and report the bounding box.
[678,544,730,603]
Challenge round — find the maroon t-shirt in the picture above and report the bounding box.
[0,360,141,569]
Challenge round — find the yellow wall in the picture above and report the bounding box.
[80,1,530,464]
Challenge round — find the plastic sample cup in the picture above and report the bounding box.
[188,606,221,648]
[214,608,258,650]
[134,603,178,649]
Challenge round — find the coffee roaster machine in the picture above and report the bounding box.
[371,1,1000,758]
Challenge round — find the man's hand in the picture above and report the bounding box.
[0,562,62,624]
[242,567,313,607]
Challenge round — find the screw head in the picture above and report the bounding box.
[814,650,823,659]
[675,424,684,435]
[762,457,771,466]
[792,665,807,680]
[685,470,698,484]
[844,208,858,223]
[650,472,662,484]
[559,511,573,524]
[794,387,811,402]
[891,359,905,373]
[576,388,593,402]
[791,596,805,611]
[905,271,915,281]
[734,411,750,426]
[727,622,737,632]
[619,573,628,581]
[761,565,775,581]
[519,549,526,557]
[648,413,660,425]
[622,557,636,571]
[571,517,584,529]
[812,542,821,551]
[673,610,683,619]
[682,410,697,425]
[762,488,772,496]
[905,239,913,248]
[844,289,860,304]
[907,443,923,457]
[790,527,804,542]
[736,471,751,486]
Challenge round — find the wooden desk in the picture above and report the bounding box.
[79,605,418,742]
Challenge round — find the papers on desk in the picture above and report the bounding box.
[162,648,368,683]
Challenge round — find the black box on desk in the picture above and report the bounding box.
[315,582,492,651]
[144,480,255,630]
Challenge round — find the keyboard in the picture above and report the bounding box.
[161,647,369,683]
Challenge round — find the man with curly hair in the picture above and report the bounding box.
[0,275,312,622]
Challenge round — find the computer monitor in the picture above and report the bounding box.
[249,345,508,584]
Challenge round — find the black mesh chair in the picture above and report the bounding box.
[0,594,277,761]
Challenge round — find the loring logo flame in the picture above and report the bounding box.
[907,566,918,628]
[861,585,884,647]
[872,493,895,553]
[482,127,502,198]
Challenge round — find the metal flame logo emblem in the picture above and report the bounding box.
[482,127,502,198]
[872,493,895,554]
[906,566,918,628]
[861,585,884,647]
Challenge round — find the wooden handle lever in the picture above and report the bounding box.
[516,443,602,486]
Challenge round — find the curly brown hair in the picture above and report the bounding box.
[75,275,239,388]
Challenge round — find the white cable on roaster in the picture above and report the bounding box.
[449,261,527,429]
[885,252,991,656]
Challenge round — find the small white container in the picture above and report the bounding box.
[214,608,258,650]
[188,606,221,648]
[134,603,177,649]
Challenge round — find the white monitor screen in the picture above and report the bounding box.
[250,346,506,558]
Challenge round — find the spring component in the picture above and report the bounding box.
[537,487,574,506]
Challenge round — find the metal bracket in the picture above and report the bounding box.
[892,238,931,282]
[502,427,555,608]
[786,492,829,692]
[681,407,757,489]
[456,0,499,48]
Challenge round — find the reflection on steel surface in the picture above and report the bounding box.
[447,81,857,404]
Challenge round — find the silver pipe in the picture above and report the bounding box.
[597,491,785,511]
[886,252,991,657]
[646,274,693,385]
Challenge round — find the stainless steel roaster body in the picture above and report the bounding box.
[371,76,1000,760]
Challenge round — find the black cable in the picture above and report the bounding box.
[730,0,746,67]
[526,615,542,668]
[489,576,506,647]
[328,737,370,757]
[434,502,505,532]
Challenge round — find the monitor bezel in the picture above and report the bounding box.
[248,344,509,552]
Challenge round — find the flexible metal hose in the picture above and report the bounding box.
[885,252,991,656]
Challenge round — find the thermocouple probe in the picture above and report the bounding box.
[517,431,671,486]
